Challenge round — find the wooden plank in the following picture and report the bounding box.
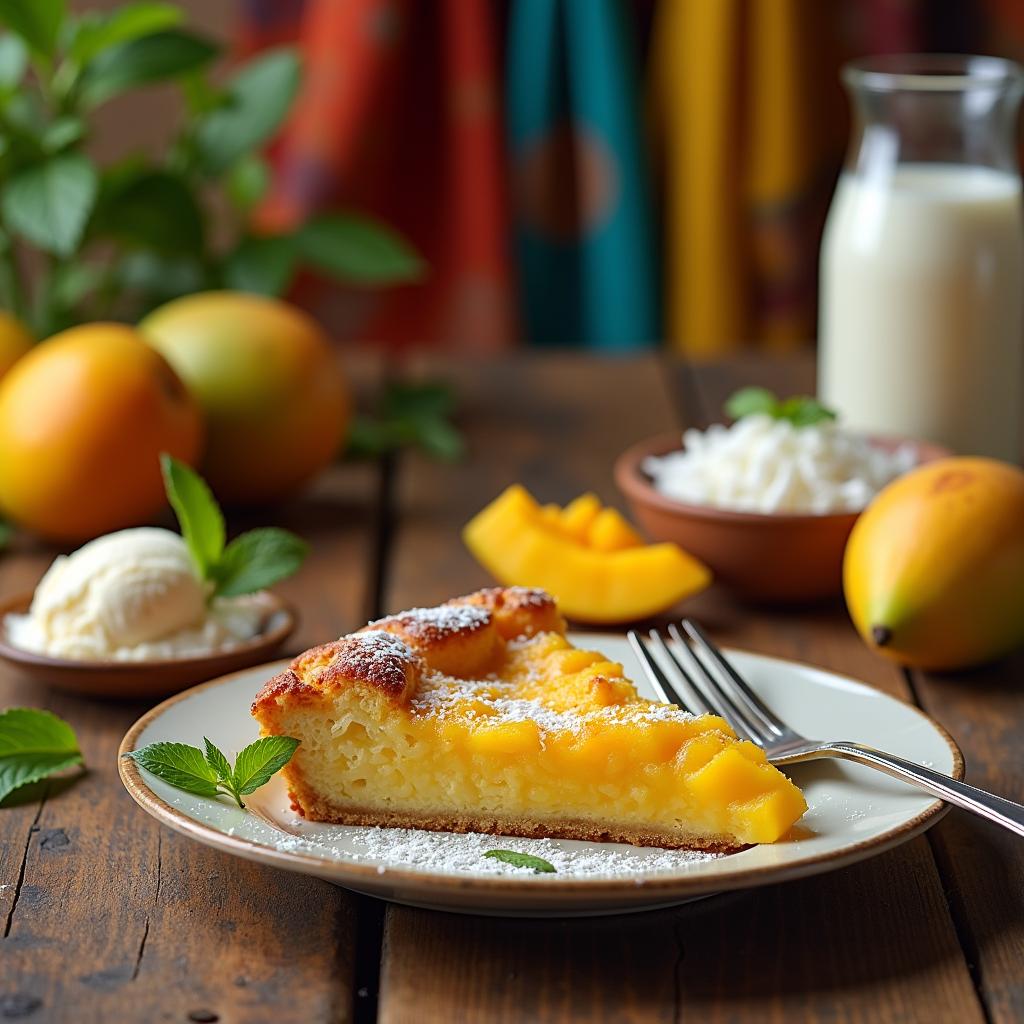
[0,358,381,1023]
[376,353,984,1024]
[909,656,1024,1024]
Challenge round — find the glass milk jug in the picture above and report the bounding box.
[818,55,1024,461]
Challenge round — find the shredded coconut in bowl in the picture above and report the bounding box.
[642,414,917,515]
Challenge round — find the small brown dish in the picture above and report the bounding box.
[615,432,951,603]
[0,592,297,700]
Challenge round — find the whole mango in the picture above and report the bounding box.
[0,323,203,541]
[140,292,350,504]
[843,457,1024,670]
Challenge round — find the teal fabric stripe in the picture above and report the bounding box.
[506,0,580,346]
[506,0,659,349]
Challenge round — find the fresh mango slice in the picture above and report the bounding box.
[463,484,712,623]
[587,506,643,552]
[560,493,603,541]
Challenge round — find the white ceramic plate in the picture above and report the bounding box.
[119,635,962,917]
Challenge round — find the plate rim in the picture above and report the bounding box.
[118,643,965,900]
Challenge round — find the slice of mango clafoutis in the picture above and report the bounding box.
[251,587,806,849]
[462,485,711,623]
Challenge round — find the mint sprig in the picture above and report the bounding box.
[483,849,557,874]
[0,708,84,804]
[347,380,465,462]
[160,454,309,598]
[725,388,837,427]
[123,735,299,809]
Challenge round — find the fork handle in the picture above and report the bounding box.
[785,740,1024,838]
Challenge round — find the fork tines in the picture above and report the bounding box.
[628,621,788,747]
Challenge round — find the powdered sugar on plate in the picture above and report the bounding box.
[235,794,723,879]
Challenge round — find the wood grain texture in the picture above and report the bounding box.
[0,356,381,1023]
[376,354,984,1024]
[910,656,1024,1024]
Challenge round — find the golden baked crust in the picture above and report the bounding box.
[251,587,807,850]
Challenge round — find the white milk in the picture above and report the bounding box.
[819,164,1024,461]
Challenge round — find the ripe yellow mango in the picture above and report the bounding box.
[463,485,711,623]
[843,457,1024,670]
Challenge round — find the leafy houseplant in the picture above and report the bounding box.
[0,0,424,337]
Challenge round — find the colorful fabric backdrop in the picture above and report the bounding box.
[239,0,1024,356]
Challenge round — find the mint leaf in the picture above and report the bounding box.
[123,741,220,797]
[724,388,837,427]
[202,737,232,783]
[777,395,837,427]
[212,528,308,599]
[160,454,225,580]
[483,850,556,874]
[347,380,464,461]
[0,708,83,803]
[724,387,779,421]
[125,735,298,809]
[231,736,299,797]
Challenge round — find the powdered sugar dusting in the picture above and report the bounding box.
[347,630,416,661]
[322,630,419,696]
[368,603,490,637]
[263,817,722,878]
[501,586,554,608]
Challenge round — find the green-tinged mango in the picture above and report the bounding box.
[843,457,1024,671]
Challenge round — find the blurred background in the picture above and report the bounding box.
[58,0,1024,356]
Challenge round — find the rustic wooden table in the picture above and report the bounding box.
[1,354,1021,1024]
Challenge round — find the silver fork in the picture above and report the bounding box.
[628,621,1024,838]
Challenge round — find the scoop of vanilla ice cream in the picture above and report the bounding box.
[11,528,208,659]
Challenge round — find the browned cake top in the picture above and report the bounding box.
[251,587,566,715]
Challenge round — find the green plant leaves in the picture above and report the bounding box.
[2,152,97,255]
[68,1,182,66]
[297,213,425,285]
[0,0,64,58]
[79,28,217,107]
[0,32,27,88]
[160,453,225,579]
[212,528,309,599]
[225,154,271,211]
[223,235,298,296]
[483,850,557,873]
[194,48,300,175]
[93,168,204,254]
[0,708,83,804]
[125,735,299,809]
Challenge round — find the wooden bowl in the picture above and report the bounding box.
[614,432,951,603]
[0,592,297,700]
